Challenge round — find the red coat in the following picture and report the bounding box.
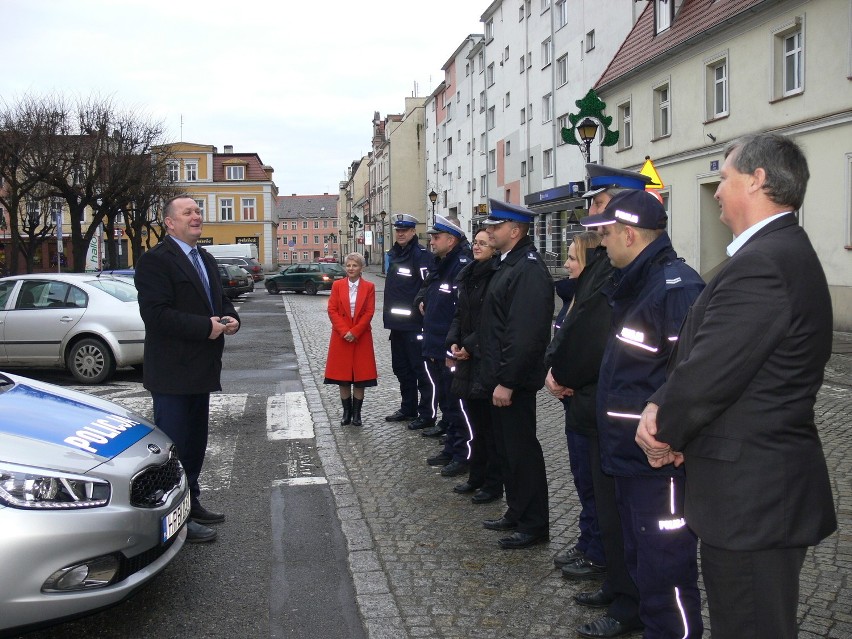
[323,277,378,383]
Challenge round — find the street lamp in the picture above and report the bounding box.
[577,118,599,164]
[349,214,362,256]
[379,210,387,274]
[428,190,438,226]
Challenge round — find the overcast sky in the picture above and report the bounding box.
[4,0,484,195]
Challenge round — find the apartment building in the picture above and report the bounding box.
[595,0,852,328]
[163,142,279,267]
[276,193,340,264]
[339,156,372,261]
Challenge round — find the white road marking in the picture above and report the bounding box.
[271,477,328,487]
[266,392,314,440]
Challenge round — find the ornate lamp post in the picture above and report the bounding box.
[379,210,387,274]
[349,214,362,256]
[428,190,438,226]
[577,118,599,164]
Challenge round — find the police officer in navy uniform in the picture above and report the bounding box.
[576,190,705,639]
[415,215,472,474]
[550,166,654,632]
[478,199,554,550]
[383,214,435,424]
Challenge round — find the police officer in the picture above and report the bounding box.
[383,213,435,424]
[549,166,654,634]
[479,199,554,550]
[416,215,472,475]
[576,190,705,639]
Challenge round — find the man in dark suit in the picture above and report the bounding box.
[637,132,837,639]
[135,195,240,544]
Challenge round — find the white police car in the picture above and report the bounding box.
[0,371,189,635]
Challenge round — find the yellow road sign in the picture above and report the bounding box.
[641,156,664,189]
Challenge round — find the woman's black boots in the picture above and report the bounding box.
[351,398,363,426]
[341,397,352,425]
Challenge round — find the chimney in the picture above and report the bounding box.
[224,145,233,154]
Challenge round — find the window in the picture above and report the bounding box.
[457,91,461,103]
[527,52,532,69]
[585,30,595,52]
[543,149,554,178]
[314,220,320,228]
[457,129,461,141]
[773,20,804,98]
[302,252,309,261]
[480,175,486,193]
[479,91,485,111]
[465,62,470,76]
[654,83,671,138]
[291,221,297,230]
[487,106,496,130]
[557,55,569,87]
[542,37,552,67]
[542,94,553,123]
[225,165,245,180]
[505,92,511,107]
[466,103,470,116]
[194,199,206,219]
[488,150,496,172]
[241,198,256,221]
[313,235,320,244]
[219,198,234,221]
[184,162,198,181]
[167,162,178,182]
[556,114,569,145]
[467,141,471,155]
[618,101,633,150]
[302,235,308,244]
[656,0,673,33]
[520,55,526,73]
[541,0,551,10]
[446,102,453,120]
[519,5,524,21]
[504,46,510,61]
[487,63,495,86]
[529,155,534,173]
[485,18,494,41]
[521,161,527,177]
[302,220,309,229]
[521,107,526,124]
[478,51,484,72]
[467,180,472,193]
[706,58,728,119]
[447,137,453,155]
[457,166,462,178]
[556,0,567,28]
[506,141,511,156]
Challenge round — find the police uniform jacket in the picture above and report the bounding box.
[445,258,495,400]
[597,233,704,477]
[544,247,613,436]
[416,242,471,359]
[135,236,239,395]
[382,240,433,332]
[479,236,554,394]
[650,215,836,551]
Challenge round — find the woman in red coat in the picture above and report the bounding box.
[323,252,378,426]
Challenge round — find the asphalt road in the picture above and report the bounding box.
[9,288,364,639]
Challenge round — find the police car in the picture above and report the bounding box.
[0,371,189,635]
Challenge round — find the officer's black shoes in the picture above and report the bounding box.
[440,460,469,477]
[190,501,225,524]
[453,481,481,494]
[426,452,452,466]
[553,545,584,568]
[186,520,217,543]
[421,420,448,437]
[561,557,607,580]
[471,490,502,504]
[407,416,435,430]
[574,588,616,609]
[576,615,642,638]
[482,516,517,531]
[385,410,416,422]
[497,531,549,549]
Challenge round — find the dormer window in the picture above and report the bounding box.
[656,0,673,33]
[225,165,245,180]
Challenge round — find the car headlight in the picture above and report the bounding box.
[0,463,110,509]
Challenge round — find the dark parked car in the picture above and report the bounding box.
[215,257,264,282]
[218,264,252,299]
[265,263,345,295]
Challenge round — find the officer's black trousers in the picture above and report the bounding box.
[490,392,549,536]
[389,330,433,417]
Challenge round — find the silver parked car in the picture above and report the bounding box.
[0,273,145,384]
[0,371,189,635]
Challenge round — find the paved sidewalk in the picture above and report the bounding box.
[284,266,851,639]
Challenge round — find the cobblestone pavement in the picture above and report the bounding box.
[283,267,851,639]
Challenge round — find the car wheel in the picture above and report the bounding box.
[304,280,318,296]
[67,337,116,384]
[266,282,279,295]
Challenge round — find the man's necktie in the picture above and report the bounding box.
[190,248,214,311]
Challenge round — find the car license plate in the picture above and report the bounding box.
[162,492,191,544]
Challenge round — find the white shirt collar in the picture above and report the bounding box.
[726,211,791,257]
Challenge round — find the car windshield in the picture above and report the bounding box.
[86,278,139,302]
[324,265,345,275]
